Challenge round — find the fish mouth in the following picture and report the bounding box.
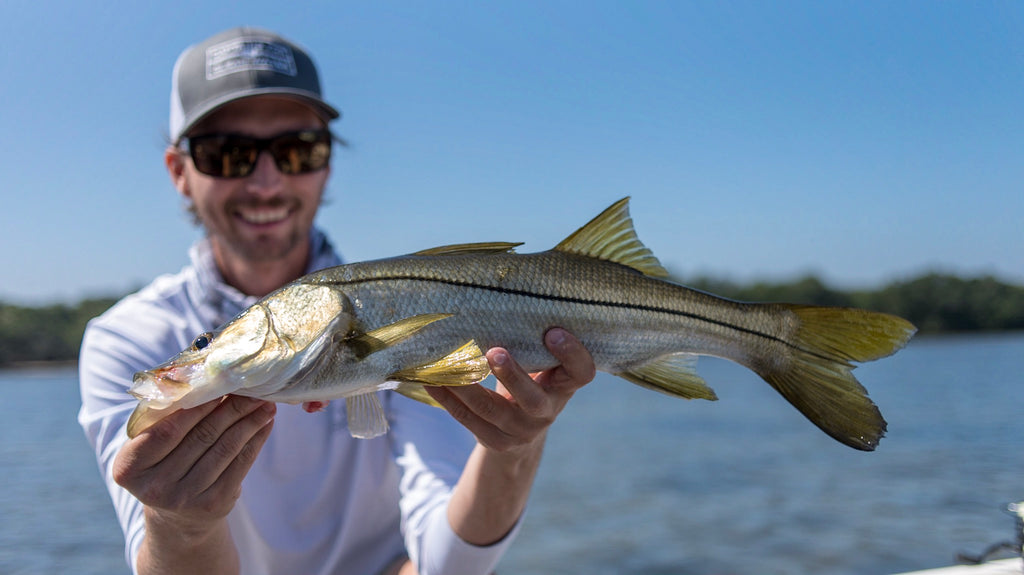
[129,368,195,407]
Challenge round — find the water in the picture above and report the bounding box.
[0,367,126,575]
[1,334,1021,575]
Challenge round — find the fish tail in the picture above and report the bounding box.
[757,305,916,451]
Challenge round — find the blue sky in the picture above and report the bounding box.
[2,1,1021,304]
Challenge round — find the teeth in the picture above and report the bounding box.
[238,206,289,224]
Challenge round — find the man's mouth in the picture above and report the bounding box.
[237,205,291,225]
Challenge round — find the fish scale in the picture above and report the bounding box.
[311,251,748,371]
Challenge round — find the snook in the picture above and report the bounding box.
[127,198,916,450]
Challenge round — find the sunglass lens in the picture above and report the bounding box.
[190,135,257,178]
[270,131,331,175]
[187,130,330,178]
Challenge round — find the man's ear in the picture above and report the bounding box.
[165,146,191,199]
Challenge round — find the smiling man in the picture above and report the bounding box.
[79,27,595,575]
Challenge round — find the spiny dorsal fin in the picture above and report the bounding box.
[554,197,669,277]
[618,353,718,401]
[348,313,452,359]
[413,242,524,257]
[390,340,491,386]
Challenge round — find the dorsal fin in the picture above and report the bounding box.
[554,197,669,277]
[413,242,523,257]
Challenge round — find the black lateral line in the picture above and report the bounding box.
[318,274,824,358]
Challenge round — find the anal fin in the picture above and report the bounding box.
[390,341,491,386]
[618,353,718,401]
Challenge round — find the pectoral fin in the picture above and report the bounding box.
[390,341,491,386]
[349,313,453,359]
[345,392,389,439]
[618,353,718,401]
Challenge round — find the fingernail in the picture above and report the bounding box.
[492,350,508,366]
[546,328,566,347]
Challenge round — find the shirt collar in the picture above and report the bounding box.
[188,228,343,326]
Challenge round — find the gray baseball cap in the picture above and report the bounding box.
[169,27,340,142]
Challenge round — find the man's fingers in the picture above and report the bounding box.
[113,396,276,515]
[178,398,276,493]
[539,328,595,391]
[427,385,526,452]
[157,397,269,482]
[203,414,275,502]
[121,398,224,471]
[487,348,549,417]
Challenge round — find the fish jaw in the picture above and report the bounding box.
[126,361,223,438]
[129,366,199,409]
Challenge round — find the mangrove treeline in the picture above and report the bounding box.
[1,272,1023,367]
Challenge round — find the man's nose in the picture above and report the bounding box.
[244,150,284,194]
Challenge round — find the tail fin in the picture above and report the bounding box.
[759,305,916,451]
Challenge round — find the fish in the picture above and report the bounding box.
[126,197,916,450]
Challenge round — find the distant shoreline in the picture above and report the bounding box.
[3,360,78,371]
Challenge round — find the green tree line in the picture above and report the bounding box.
[0,297,119,366]
[1,273,1022,367]
[683,273,1024,333]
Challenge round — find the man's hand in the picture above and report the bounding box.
[112,395,275,574]
[426,327,595,453]
[427,328,596,546]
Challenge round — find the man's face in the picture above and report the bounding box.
[172,96,331,267]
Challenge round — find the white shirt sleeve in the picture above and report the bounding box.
[78,295,191,574]
[388,393,523,575]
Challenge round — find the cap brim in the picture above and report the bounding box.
[176,88,340,141]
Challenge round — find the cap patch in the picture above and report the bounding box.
[206,38,297,80]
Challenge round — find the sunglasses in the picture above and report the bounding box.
[182,129,332,178]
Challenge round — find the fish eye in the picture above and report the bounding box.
[191,332,214,351]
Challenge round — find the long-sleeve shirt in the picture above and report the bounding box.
[78,229,517,575]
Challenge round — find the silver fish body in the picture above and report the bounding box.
[128,198,916,450]
[299,250,763,391]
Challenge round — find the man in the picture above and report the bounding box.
[79,27,595,575]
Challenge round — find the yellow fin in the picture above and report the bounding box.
[554,197,669,277]
[394,382,444,408]
[618,353,718,400]
[350,313,453,358]
[757,305,916,451]
[413,242,523,256]
[391,340,491,386]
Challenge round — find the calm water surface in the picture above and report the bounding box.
[1,333,1021,574]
